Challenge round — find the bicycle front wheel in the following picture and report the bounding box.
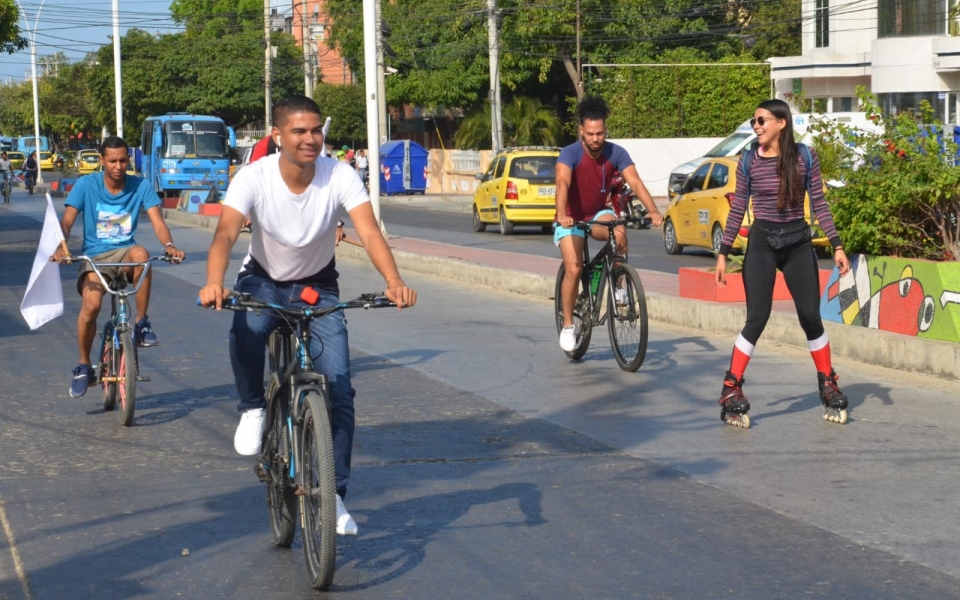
[607,264,649,372]
[299,391,337,590]
[554,264,592,360]
[100,325,117,411]
[264,389,297,547]
[117,331,137,426]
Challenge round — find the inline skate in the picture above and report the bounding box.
[818,369,848,424]
[719,371,751,428]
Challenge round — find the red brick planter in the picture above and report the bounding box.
[679,267,831,303]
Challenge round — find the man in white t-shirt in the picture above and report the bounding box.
[198,95,417,536]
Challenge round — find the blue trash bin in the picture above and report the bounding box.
[379,140,428,195]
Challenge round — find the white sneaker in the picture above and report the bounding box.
[336,494,358,536]
[559,325,577,352]
[234,408,266,456]
[615,287,629,306]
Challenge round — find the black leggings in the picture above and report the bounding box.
[740,219,824,345]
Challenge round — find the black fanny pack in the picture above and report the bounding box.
[760,220,811,250]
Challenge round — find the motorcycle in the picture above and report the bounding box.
[609,172,650,229]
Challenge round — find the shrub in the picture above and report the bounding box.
[812,87,959,261]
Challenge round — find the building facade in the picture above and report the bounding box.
[770,0,958,123]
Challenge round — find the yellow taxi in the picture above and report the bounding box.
[38,152,55,170]
[472,146,560,235]
[662,156,830,256]
[76,150,100,175]
[7,151,25,170]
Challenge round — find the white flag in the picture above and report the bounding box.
[20,193,65,330]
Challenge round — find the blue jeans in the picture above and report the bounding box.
[229,273,356,498]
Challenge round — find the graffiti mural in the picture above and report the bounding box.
[820,254,960,342]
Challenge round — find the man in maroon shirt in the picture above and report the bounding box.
[554,96,662,352]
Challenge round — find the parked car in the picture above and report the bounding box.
[7,151,24,170]
[663,156,830,256]
[76,150,100,175]
[472,146,561,235]
[666,112,879,199]
[38,152,55,170]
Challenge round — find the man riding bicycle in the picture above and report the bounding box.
[198,95,417,536]
[52,136,185,398]
[554,96,663,352]
[23,151,38,194]
[0,152,12,184]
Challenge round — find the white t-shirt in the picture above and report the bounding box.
[224,153,369,282]
[355,154,368,170]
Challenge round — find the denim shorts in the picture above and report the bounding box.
[553,209,616,246]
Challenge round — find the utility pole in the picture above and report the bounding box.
[576,0,583,101]
[112,0,123,139]
[301,0,313,97]
[487,0,502,151]
[376,0,388,145]
[264,0,273,128]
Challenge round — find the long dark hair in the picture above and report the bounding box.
[757,99,802,210]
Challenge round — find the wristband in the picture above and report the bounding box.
[165,242,176,248]
[337,220,344,227]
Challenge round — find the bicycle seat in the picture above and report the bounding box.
[108,273,129,291]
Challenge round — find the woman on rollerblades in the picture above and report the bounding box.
[714,99,851,428]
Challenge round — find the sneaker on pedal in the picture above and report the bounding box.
[234,408,266,456]
[614,287,629,306]
[69,364,96,398]
[559,325,578,352]
[336,494,358,536]
[135,317,159,347]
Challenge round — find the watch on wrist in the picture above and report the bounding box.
[337,220,345,227]
[165,242,176,248]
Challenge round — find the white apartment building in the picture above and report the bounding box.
[770,0,959,123]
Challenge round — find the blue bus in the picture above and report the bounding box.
[140,113,236,198]
[16,136,50,153]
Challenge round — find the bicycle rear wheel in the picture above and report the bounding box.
[100,325,117,411]
[299,391,337,590]
[554,264,592,360]
[117,331,137,426]
[607,264,649,372]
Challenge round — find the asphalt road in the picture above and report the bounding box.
[376,202,837,274]
[2,190,959,599]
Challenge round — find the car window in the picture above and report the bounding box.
[493,156,507,179]
[510,156,557,178]
[706,163,729,189]
[704,132,754,157]
[683,163,710,194]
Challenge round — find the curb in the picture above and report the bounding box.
[162,208,960,382]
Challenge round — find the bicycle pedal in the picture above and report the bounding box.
[136,376,151,382]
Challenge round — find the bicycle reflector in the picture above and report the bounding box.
[300,286,320,305]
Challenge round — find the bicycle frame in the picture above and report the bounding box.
[575,218,634,327]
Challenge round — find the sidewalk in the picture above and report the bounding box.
[159,200,960,382]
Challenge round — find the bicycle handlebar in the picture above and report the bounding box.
[199,291,397,319]
[57,254,180,296]
[572,215,650,231]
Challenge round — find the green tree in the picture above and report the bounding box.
[169,0,263,37]
[454,96,561,149]
[313,83,368,146]
[0,0,27,54]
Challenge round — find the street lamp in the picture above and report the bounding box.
[14,0,46,186]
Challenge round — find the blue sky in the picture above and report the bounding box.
[0,0,176,83]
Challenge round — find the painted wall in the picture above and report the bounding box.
[820,254,960,342]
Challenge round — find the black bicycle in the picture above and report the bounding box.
[554,216,650,372]
[217,291,395,590]
[62,254,178,425]
[1,172,10,203]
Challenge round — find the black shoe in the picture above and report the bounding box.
[818,369,848,410]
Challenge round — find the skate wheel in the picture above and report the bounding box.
[723,413,751,429]
[837,409,847,425]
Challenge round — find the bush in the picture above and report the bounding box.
[814,87,960,261]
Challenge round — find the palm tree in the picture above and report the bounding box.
[455,97,562,149]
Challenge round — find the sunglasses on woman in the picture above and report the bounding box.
[749,116,776,127]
